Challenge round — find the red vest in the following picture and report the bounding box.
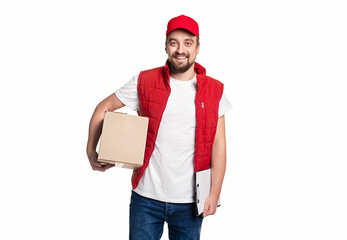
[131,62,224,189]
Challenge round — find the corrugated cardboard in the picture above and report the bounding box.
[97,111,149,169]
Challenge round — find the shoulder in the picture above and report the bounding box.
[137,66,164,86]
[198,74,224,101]
[139,66,164,77]
[203,75,224,90]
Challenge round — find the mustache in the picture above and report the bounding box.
[172,53,190,58]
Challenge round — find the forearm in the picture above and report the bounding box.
[86,103,107,155]
[210,132,227,198]
[86,93,126,156]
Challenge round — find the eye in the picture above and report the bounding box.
[170,41,177,46]
[185,42,192,46]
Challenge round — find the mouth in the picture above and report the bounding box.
[174,56,188,62]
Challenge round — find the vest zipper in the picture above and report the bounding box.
[201,101,205,139]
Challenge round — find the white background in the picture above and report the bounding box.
[1,0,346,239]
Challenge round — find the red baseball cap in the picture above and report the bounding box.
[166,15,199,37]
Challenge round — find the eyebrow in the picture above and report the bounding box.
[168,38,195,43]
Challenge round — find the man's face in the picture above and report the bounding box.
[165,29,200,73]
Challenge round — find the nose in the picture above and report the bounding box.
[176,43,185,54]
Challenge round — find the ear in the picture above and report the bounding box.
[196,44,200,55]
[165,42,168,54]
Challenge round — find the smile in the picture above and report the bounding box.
[175,56,188,61]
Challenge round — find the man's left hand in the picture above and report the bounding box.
[202,193,219,217]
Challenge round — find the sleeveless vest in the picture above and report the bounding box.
[131,62,224,189]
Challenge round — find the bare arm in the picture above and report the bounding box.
[203,115,227,217]
[86,93,125,171]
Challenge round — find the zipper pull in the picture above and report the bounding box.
[201,102,204,108]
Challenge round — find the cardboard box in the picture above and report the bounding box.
[97,111,149,169]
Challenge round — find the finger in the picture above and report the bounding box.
[203,211,210,218]
[203,202,210,217]
[105,164,114,170]
[92,166,106,172]
[209,208,216,215]
[212,208,216,215]
[101,163,115,170]
[94,161,102,168]
[205,202,216,217]
[92,162,114,171]
[92,163,109,171]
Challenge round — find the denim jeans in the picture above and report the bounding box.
[129,190,203,240]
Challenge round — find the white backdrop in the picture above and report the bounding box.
[1,0,346,239]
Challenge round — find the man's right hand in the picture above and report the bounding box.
[87,151,114,172]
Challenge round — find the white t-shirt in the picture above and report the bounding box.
[115,74,232,203]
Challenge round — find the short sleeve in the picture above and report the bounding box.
[114,74,139,111]
[218,90,232,118]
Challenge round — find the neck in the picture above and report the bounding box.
[170,63,196,81]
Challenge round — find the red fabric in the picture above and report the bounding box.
[131,62,223,189]
[166,15,199,37]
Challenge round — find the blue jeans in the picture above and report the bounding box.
[129,190,203,240]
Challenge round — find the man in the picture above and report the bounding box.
[86,15,232,240]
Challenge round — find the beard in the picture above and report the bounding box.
[167,54,195,73]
